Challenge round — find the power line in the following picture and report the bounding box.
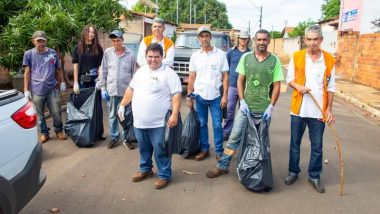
[246,0,261,11]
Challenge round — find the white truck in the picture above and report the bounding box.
[0,89,46,214]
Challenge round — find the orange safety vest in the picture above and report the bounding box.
[290,49,335,118]
[143,35,173,57]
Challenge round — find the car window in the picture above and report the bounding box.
[175,34,229,51]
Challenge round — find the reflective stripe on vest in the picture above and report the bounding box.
[290,49,335,119]
[143,35,173,57]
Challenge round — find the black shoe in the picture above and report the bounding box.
[107,139,119,149]
[122,140,135,150]
[308,178,325,193]
[98,135,106,141]
[284,173,298,185]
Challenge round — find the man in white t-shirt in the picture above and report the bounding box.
[187,26,229,161]
[285,25,336,193]
[118,43,182,189]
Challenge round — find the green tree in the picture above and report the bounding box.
[0,0,128,76]
[270,31,282,38]
[133,0,232,29]
[321,0,340,20]
[371,18,380,32]
[0,0,25,33]
[288,19,315,37]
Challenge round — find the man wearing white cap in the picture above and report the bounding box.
[187,26,229,161]
[222,30,251,140]
[23,30,66,143]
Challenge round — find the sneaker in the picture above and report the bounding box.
[154,179,170,189]
[107,139,119,149]
[56,131,66,140]
[39,134,49,144]
[206,168,228,178]
[122,140,135,150]
[132,171,154,182]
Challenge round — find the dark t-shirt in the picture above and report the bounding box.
[71,44,103,76]
[226,47,251,88]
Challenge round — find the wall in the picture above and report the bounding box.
[336,32,380,89]
[339,0,363,31]
[321,31,338,54]
[283,37,301,58]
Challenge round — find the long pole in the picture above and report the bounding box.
[204,1,206,24]
[155,0,158,15]
[176,0,179,24]
[194,4,196,24]
[259,6,263,29]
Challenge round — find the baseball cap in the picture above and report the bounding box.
[198,26,211,36]
[238,30,250,39]
[32,31,47,41]
[109,29,123,38]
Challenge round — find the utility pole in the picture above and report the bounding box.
[190,0,192,24]
[259,6,263,29]
[155,0,158,15]
[204,2,207,24]
[248,20,251,36]
[176,0,179,24]
[194,4,196,24]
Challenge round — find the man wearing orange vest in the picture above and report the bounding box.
[137,17,174,67]
[285,25,336,193]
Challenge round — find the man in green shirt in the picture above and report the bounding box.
[206,29,284,178]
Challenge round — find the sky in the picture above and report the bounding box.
[219,0,325,33]
[120,0,325,33]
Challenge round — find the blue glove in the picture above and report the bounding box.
[262,104,274,121]
[239,99,249,115]
[101,90,110,101]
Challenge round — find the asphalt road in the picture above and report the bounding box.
[21,85,380,214]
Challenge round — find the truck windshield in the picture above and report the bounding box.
[175,34,229,51]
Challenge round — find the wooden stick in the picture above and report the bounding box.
[308,92,344,196]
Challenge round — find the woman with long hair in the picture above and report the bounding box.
[72,24,106,141]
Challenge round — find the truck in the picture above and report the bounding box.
[0,89,46,214]
[173,30,232,84]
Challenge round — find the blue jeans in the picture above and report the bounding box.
[288,115,325,179]
[195,95,224,156]
[134,127,171,180]
[222,87,239,137]
[32,89,63,135]
[107,96,126,141]
[217,110,248,170]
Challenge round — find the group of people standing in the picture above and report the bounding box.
[23,17,335,192]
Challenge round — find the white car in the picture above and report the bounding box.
[0,89,46,214]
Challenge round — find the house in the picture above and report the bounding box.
[339,0,380,34]
[317,17,339,54]
[176,23,212,32]
[281,27,294,38]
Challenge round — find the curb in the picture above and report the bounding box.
[335,91,380,118]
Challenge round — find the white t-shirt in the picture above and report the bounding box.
[286,52,336,119]
[189,47,229,100]
[137,37,174,67]
[129,64,182,128]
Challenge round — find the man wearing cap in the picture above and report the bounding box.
[98,29,137,149]
[187,26,229,161]
[206,29,284,178]
[222,30,251,141]
[23,30,66,143]
[137,17,174,67]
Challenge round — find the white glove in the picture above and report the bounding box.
[60,82,66,93]
[118,105,125,121]
[95,80,101,90]
[24,90,32,99]
[73,82,80,94]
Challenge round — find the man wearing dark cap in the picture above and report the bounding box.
[222,30,251,140]
[98,29,137,149]
[137,17,174,67]
[23,30,66,143]
[187,26,229,161]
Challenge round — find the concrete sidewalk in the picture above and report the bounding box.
[335,77,380,119]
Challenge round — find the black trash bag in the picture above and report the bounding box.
[237,113,273,192]
[180,108,200,158]
[164,110,182,156]
[64,87,103,147]
[117,104,137,142]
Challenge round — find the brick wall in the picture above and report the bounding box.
[336,32,380,89]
